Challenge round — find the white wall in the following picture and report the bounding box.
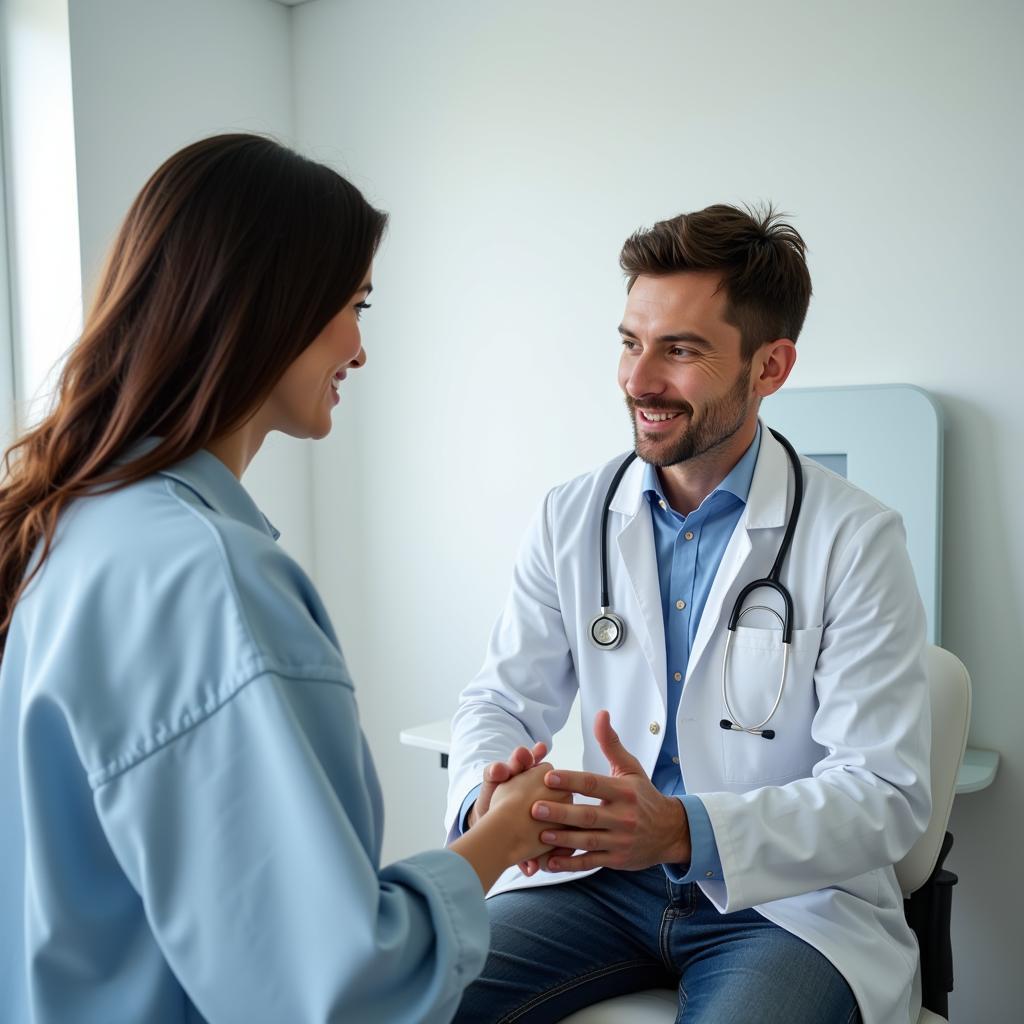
[62,0,314,568]
[293,1,1023,1019]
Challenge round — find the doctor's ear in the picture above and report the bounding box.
[752,339,797,399]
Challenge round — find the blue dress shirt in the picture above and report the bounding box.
[0,447,488,1023]
[645,424,761,883]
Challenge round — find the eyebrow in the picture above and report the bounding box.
[617,325,713,349]
[359,283,374,296]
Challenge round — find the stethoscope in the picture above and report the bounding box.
[588,428,804,741]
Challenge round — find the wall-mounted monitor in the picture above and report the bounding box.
[763,384,943,644]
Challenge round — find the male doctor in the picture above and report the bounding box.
[446,204,931,1024]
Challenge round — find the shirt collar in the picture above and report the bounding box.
[162,449,280,540]
[642,422,762,513]
[119,439,280,539]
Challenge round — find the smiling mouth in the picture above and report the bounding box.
[638,410,681,423]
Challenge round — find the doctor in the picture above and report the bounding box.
[447,204,932,1024]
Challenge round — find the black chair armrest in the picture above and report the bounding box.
[903,830,957,1018]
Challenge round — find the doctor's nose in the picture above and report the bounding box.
[622,356,666,400]
[350,346,367,370]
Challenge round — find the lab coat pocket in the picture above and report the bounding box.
[720,624,823,784]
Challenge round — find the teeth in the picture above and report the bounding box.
[641,411,679,422]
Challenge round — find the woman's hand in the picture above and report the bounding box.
[449,763,571,892]
[467,742,547,829]
[485,762,573,862]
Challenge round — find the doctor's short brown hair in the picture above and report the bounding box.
[619,203,812,360]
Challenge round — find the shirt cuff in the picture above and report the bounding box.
[456,784,483,836]
[663,795,724,884]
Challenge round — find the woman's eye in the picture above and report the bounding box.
[355,302,372,320]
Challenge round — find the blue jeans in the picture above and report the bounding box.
[454,867,861,1024]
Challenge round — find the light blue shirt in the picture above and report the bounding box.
[0,447,488,1023]
[644,423,762,883]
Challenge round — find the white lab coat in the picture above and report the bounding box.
[446,424,932,1024]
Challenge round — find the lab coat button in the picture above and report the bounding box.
[650,722,661,734]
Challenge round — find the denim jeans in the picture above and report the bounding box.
[453,867,861,1024]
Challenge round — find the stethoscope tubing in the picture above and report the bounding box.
[590,428,804,738]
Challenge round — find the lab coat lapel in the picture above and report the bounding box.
[686,425,791,683]
[610,464,667,711]
[685,522,752,683]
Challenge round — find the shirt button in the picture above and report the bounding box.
[672,756,680,765]
[675,599,686,610]
[649,722,661,735]
[658,499,667,511]
[684,531,694,541]
[705,870,714,878]
[673,671,682,682]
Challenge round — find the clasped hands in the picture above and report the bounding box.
[471,710,691,875]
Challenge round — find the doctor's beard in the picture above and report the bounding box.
[626,362,754,468]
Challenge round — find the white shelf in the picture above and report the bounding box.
[399,720,999,795]
[955,747,999,794]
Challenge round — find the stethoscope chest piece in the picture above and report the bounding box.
[589,608,626,650]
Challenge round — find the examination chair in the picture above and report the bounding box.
[556,644,972,1024]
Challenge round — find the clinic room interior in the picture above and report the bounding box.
[0,1,1019,1022]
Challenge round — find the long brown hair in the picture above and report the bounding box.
[0,133,387,653]
[619,203,812,359]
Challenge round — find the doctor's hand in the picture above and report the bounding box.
[530,710,691,873]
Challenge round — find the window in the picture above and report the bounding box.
[0,87,15,451]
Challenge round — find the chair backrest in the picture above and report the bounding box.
[895,645,971,895]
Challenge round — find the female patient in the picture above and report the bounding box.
[0,134,559,1022]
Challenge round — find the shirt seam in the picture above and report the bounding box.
[161,477,265,658]
[89,666,351,790]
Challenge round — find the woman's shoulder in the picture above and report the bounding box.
[13,470,349,786]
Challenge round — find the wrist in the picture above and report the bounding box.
[664,795,691,865]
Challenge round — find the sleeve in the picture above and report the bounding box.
[699,509,932,913]
[93,672,489,1024]
[663,795,724,884]
[455,784,483,837]
[445,489,579,842]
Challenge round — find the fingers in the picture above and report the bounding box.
[543,851,611,872]
[522,846,576,875]
[485,760,512,784]
[530,741,548,763]
[540,769,622,802]
[507,746,534,773]
[531,797,631,830]
[593,710,643,774]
